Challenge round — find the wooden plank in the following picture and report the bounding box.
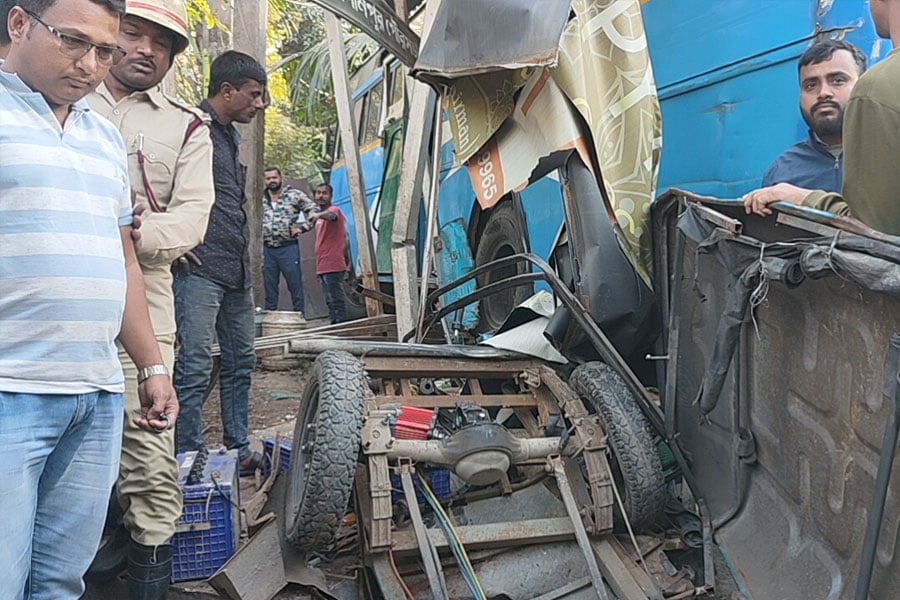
[362,356,540,378]
[414,91,445,343]
[207,519,286,600]
[592,538,656,600]
[391,0,439,341]
[531,577,593,600]
[374,393,538,408]
[392,79,436,340]
[368,455,393,548]
[390,517,576,553]
[324,12,381,317]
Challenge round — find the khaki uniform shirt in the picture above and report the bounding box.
[803,49,900,236]
[89,83,215,335]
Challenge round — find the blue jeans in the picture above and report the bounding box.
[263,243,305,312]
[173,274,256,461]
[319,272,347,324]
[0,391,123,600]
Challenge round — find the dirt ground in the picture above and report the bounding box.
[201,363,311,452]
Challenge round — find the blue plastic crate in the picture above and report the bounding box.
[390,470,451,504]
[261,437,292,478]
[172,449,241,582]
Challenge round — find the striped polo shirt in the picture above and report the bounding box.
[0,68,133,394]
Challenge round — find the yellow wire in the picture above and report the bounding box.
[419,476,487,598]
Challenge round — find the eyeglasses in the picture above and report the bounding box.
[24,9,126,66]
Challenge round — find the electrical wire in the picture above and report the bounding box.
[419,476,486,600]
[419,484,476,593]
[387,547,416,600]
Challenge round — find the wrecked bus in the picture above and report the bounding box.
[329,0,884,339]
[289,0,900,598]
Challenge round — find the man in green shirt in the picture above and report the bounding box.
[744,0,900,236]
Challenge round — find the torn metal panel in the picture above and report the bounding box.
[482,316,568,364]
[443,69,533,166]
[673,198,900,416]
[412,0,571,81]
[434,0,661,282]
[461,69,593,209]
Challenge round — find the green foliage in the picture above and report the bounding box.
[264,109,327,184]
[185,0,220,29]
[270,3,378,129]
[265,69,327,183]
[172,0,376,174]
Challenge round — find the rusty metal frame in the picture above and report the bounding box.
[537,366,614,534]
[355,351,660,599]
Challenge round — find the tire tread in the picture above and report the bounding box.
[569,362,665,531]
[283,351,365,552]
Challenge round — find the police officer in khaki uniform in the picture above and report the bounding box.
[85,0,214,596]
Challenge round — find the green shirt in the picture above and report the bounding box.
[803,48,900,235]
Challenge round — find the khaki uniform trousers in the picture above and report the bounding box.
[117,333,181,546]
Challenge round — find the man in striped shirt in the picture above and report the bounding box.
[0,1,177,598]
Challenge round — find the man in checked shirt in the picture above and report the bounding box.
[261,166,316,315]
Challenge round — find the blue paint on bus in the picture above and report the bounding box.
[643,0,881,198]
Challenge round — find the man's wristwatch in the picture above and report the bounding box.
[137,364,170,384]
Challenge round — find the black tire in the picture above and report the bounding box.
[342,272,368,321]
[569,362,665,532]
[474,201,532,332]
[282,351,366,552]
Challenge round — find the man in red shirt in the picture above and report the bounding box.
[308,183,348,323]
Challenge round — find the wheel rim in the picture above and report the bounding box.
[285,381,320,531]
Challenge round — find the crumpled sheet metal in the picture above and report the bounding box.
[427,0,661,285]
[412,0,571,82]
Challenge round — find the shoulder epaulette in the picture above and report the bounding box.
[162,92,212,125]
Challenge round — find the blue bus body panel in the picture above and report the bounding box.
[329,145,385,272]
[643,0,881,197]
[436,164,477,230]
[436,218,479,330]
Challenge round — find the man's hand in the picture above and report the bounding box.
[131,204,146,245]
[174,250,202,274]
[134,376,179,433]
[742,183,809,217]
[290,225,302,237]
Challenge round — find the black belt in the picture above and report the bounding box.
[265,241,295,249]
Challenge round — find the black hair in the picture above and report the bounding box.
[0,0,14,45]
[316,183,334,194]
[208,50,267,97]
[18,0,125,18]
[2,0,124,46]
[264,167,282,175]
[799,39,866,76]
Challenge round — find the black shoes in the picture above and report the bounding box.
[126,540,173,600]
